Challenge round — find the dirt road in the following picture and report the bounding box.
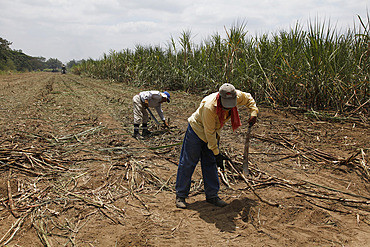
[0,72,369,246]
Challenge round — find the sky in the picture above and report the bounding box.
[0,0,368,63]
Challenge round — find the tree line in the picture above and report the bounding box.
[0,37,80,72]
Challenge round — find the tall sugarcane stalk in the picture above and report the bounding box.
[72,14,370,114]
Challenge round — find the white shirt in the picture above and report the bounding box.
[139,91,165,120]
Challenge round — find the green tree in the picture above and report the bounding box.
[1,37,71,72]
[67,59,79,69]
[0,38,13,70]
[46,58,63,71]
[0,38,12,50]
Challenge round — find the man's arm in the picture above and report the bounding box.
[238,91,258,113]
[237,91,258,125]
[155,106,165,121]
[202,108,219,155]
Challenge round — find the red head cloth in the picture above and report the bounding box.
[216,93,241,131]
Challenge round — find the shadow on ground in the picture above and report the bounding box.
[187,198,257,232]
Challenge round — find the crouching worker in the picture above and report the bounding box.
[132,90,170,138]
[175,83,258,209]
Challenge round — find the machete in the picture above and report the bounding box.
[146,107,160,126]
[243,123,253,176]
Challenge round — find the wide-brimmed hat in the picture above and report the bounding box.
[219,83,237,108]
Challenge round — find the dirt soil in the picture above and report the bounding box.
[0,72,369,247]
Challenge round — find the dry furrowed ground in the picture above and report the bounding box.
[0,72,369,246]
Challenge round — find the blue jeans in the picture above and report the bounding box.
[175,124,220,199]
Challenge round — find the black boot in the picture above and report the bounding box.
[142,129,152,136]
[132,124,140,138]
[142,123,151,136]
[206,197,228,207]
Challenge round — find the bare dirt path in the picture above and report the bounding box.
[0,72,369,246]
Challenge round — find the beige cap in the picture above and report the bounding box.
[219,83,237,108]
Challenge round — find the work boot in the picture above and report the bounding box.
[142,129,151,137]
[132,130,140,138]
[132,132,143,140]
[206,197,228,207]
[133,124,140,139]
[176,196,187,209]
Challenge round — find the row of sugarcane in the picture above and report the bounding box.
[72,15,370,114]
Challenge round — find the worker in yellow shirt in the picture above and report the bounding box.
[175,83,258,209]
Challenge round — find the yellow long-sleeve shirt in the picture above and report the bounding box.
[188,90,258,156]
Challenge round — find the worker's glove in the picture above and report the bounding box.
[215,153,229,171]
[248,116,257,126]
[143,100,149,108]
[162,120,169,128]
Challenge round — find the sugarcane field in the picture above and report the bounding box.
[0,72,368,246]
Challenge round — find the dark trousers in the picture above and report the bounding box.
[175,124,220,199]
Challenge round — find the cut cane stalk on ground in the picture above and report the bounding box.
[226,158,279,207]
[243,123,253,176]
[1,72,369,246]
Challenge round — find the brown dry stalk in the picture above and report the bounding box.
[33,219,52,247]
[0,208,33,245]
[294,189,370,205]
[218,170,231,188]
[131,191,149,210]
[154,173,176,195]
[301,180,370,200]
[7,179,20,218]
[59,187,125,220]
[226,159,279,207]
[360,149,369,178]
[253,132,369,180]
[239,173,280,207]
